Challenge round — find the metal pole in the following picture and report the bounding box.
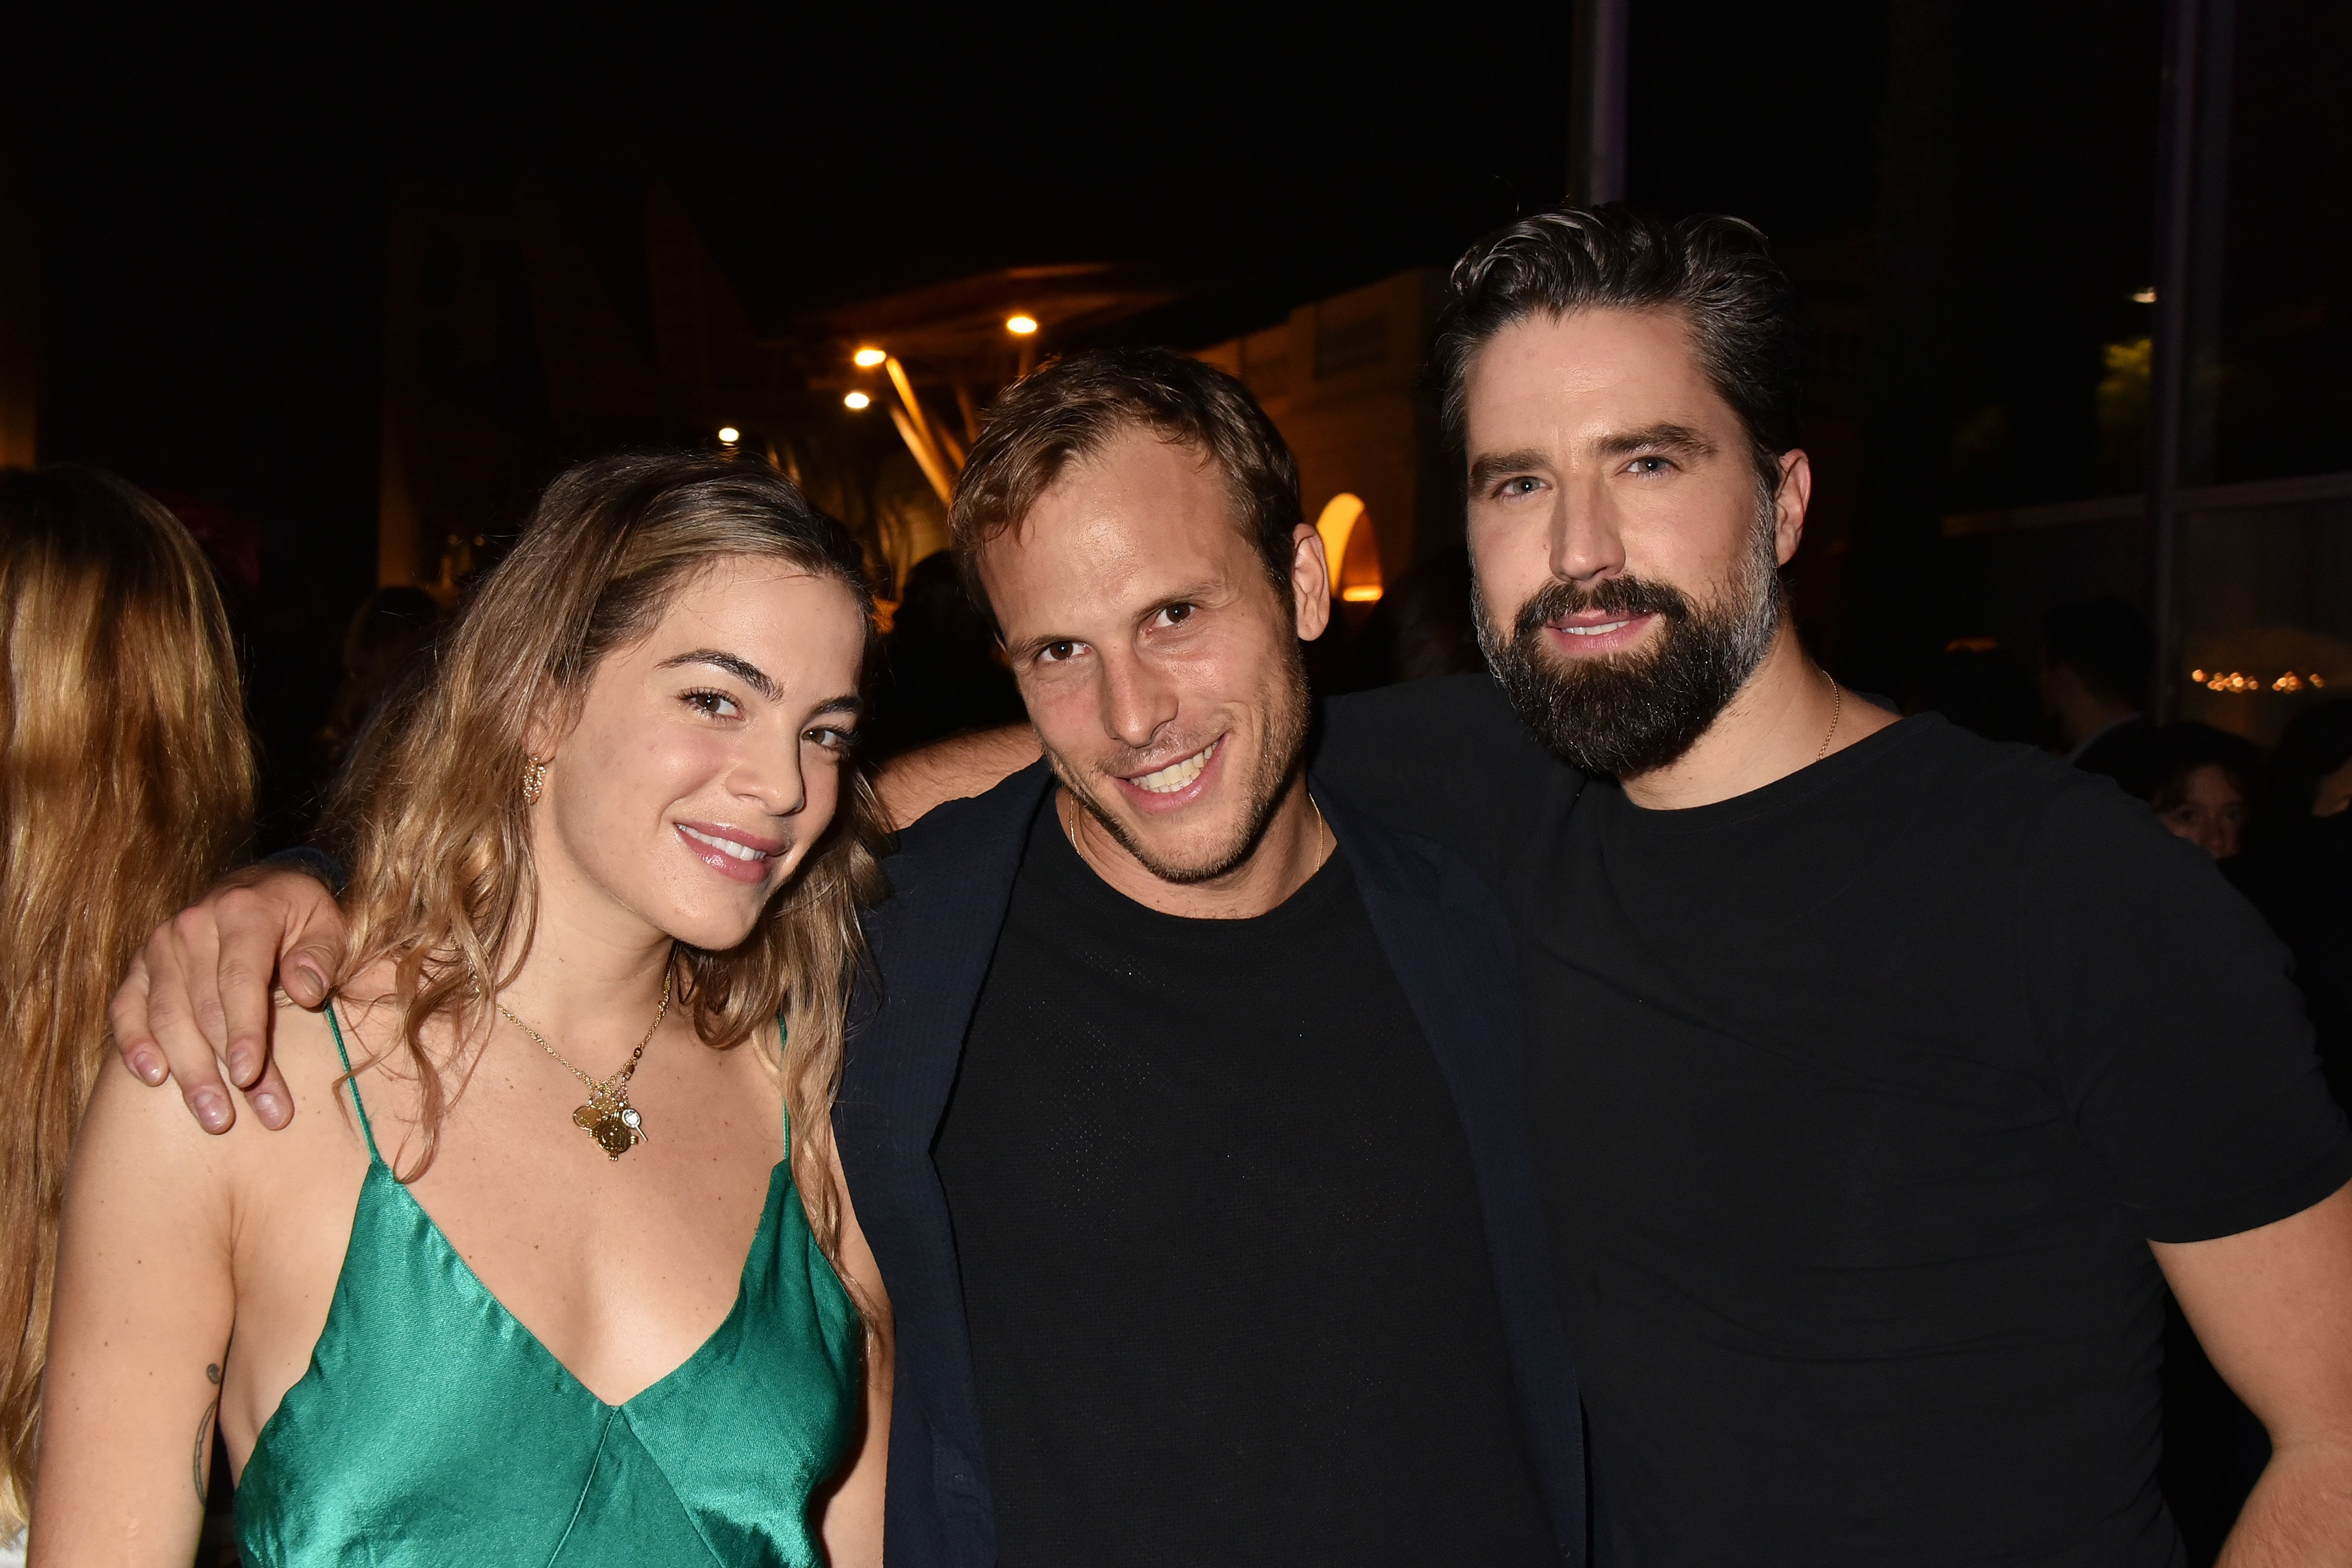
[2146,0,2202,722]
[1567,0,1629,205]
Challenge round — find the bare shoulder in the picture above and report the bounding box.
[77,1029,244,1202]
[77,994,370,1209]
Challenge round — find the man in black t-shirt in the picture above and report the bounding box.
[1305,208,2352,1565]
[836,351,1580,1565]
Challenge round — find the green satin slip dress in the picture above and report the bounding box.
[233,1008,863,1566]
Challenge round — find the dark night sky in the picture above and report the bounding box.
[7,3,1885,543]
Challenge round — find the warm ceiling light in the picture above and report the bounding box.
[716,426,740,444]
[1005,314,1038,335]
[2132,287,2157,304]
[843,390,871,410]
[852,347,888,367]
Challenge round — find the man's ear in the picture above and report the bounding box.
[1289,523,1333,642]
[1772,449,1813,568]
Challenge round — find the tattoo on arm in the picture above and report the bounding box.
[193,1363,221,1504]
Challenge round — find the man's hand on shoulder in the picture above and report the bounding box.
[109,863,349,1135]
[877,724,1041,831]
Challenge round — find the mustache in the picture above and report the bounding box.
[1511,575,1696,640]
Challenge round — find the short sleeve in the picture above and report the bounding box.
[2022,775,2352,1242]
[1314,675,1563,889]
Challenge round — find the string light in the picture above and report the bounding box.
[716,426,740,445]
[1006,314,1038,335]
[843,391,871,410]
[853,348,887,367]
[2194,669,2330,694]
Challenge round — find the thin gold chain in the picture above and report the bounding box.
[1817,673,1845,763]
[496,969,672,1097]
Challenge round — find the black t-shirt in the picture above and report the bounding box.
[933,795,1556,1568]
[2230,813,2352,1112]
[1320,675,2352,1568]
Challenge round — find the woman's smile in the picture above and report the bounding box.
[674,819,787,885]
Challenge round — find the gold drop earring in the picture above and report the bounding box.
[521,756,550,806]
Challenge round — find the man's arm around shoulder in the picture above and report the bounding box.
[877,725,1040,831]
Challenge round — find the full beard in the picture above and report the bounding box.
[1049,645,1314,884]
[1475,515,1784,779]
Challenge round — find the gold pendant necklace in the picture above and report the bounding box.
[496,969,672,1162]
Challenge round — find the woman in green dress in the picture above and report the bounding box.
[33,454,893,1566]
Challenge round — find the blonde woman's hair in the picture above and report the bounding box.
[0,468,255,1530]
[327,453,888,1273]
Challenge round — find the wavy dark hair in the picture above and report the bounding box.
[1430,204,1809,496]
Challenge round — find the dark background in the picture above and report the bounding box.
[4,1,2345,839]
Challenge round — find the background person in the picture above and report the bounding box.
[1902,638,2044,745]
[2116,721,2262,860]
[35,456,893,1567]
[0,468,256,1557]
[862,549,1025,758]
[309,584,444,778]
[2042,595,2155,773]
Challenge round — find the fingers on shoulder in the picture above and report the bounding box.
[77,1037,242,1198]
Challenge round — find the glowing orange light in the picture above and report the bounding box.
[853,348,887,368]
[1006,315,1038,335]
[843,391,871,410]
[716,426,740,444]
[1341,586,1384,603]
[2191,669,2207,683]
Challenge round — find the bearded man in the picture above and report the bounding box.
[1299,209,2352,1566]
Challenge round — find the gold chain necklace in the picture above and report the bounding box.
[1816,673,1845,763]
[495,969,672,1162]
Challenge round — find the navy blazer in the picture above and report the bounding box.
[834,762,1587,1567]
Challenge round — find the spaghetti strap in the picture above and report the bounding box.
[323,1003,384,1166]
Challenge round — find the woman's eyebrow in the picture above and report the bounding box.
[659,648,779,701]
